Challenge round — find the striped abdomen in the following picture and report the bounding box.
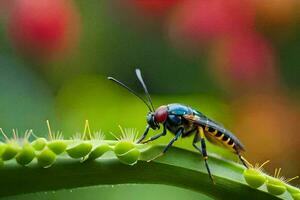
[182,111,245,152]
[203,125,245,152]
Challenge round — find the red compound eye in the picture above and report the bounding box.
[154,106,168,123]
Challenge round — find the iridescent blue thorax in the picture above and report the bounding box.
[167,103,194,115]
[165,103,197,136]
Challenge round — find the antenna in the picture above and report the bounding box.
[135,69,155,111]
[107,76,153,111]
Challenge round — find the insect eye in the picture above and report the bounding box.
[154,106,168,123]
[146,114,156,129]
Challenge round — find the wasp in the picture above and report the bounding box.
[108,69,249,182]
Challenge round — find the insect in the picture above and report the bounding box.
[108,69,249,182]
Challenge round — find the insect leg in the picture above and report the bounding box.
[141,124,166,144]
[193,126,214,184]
[162,127,183,153]
[147,127,183,162]
[137,125,150,143]
[234,146,249,168]
[181,127,197,138]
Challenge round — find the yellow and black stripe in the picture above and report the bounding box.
[204,126,236,149]
[182,114,244,151]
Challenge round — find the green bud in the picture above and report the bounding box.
[47,140,67,155]
[2,143,20,161]
[243,168,266,188]
[87,143,111,160]
[116,148,140,165]
[31,138,47,151]
[266,177,286,196]
[15,143,35,166]
[0,143,7,156]
[66,142,93,159]
[114,141,140,165]
[37,149,56,168]
[114,141,135,156]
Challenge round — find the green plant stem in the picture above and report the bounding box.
[0,145,294,199]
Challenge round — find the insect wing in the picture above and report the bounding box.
[183,114,221,130]
[183,114,245,151]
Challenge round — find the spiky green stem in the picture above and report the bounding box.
[0,144,298,199]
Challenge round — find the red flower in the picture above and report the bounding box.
[8,0,80,60]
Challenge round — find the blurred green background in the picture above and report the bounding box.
[0,0,299,199]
